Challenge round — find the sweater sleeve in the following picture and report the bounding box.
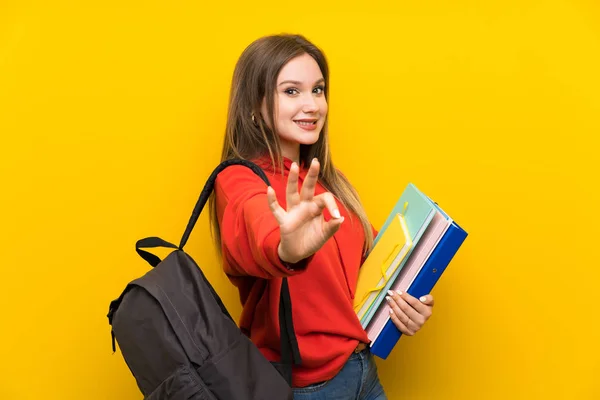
[214,165,309,279]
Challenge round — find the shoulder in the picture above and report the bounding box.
[215,163,265,186]
[214,163,270,201]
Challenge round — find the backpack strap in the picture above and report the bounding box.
[278,278,301,383]
[178,158,302,380]
[178,158,270,250]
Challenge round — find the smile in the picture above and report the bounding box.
[294,120,318,131]
[294,120,317,126]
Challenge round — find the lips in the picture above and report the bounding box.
[294,119,318,131]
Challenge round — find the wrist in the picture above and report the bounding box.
[278,243,313,272]
[278,243,299,264]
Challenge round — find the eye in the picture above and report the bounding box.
[284,88,299,95]
[313,85,325,94]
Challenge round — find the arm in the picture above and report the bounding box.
[215,166,309,279]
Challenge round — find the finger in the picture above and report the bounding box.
[420,294,435,307]
[300,158,319,201]
[313,192,341,220]
[405,318,420,334]
[285,195,325,225]
[388,291,426,325]
[396,291,433,320]
[286,162,300,211]
[285,197,343,238]
[267,186,286,225]
[387,302,414,336]
[386,295,411,328]
[285,192,342,232]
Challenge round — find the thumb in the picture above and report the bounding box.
[322,216,344,239]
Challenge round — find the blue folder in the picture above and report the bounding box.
[369,220,468,359]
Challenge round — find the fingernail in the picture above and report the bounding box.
[420,296,427,302]
[396,290,403,296]
[332,209,341,219]
[389,309,394,315]
[387,290,395,297]
[385,296,391,302]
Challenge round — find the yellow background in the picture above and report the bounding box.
[1,1,599,399]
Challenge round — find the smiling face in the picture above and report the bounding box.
[261,53,328,161]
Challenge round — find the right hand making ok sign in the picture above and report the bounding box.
[266,158,345,264]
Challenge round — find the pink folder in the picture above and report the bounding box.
[366,211,452,343]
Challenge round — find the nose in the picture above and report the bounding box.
[301,93,319,113]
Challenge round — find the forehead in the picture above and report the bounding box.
[277,53,324,83]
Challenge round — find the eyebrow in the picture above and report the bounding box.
[278,78,325,86]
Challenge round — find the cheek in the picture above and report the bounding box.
[320,99,328,116]
[276,99,298,125]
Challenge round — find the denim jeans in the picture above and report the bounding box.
[292,348,387,400]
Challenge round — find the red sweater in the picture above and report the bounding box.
[214,156,376,387]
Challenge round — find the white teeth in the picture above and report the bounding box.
[295,121,316,126]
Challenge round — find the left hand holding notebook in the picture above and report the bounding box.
[385,290,434,336]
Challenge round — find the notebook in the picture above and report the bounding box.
[369,220,468,359]
[353,212,413,315]
[357,183,437,327]
[365,207,452,342]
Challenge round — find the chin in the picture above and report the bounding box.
[299,133,321,145]
[295,124,323,144]
[293,135,319,148]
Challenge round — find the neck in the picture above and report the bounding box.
[280,140,300,164]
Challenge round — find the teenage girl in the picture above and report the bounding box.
[209,34,435,400]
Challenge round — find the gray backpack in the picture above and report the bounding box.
[107,159,301,399]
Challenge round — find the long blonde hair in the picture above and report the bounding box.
[209,34,374,255]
